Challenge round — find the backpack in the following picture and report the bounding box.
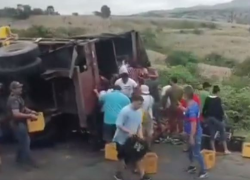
[123,136,149,163]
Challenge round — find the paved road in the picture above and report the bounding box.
[1,142,250,180]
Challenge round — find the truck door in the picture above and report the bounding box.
[73,41,100,128]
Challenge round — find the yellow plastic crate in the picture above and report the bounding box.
[201,149,216,170]
[143,152,158,174]
[27,112,45,133]
[105,143,118,161]
[242,142,250,158]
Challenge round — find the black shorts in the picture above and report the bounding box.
[116,142,132,165]
[116,141,147,164]
[206,117,226,141]
[116,143,126,160]
[103,124,116,142]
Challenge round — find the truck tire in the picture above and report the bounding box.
[0,42,39,69]
[0,57,43,76]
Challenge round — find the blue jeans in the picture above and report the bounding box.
[13,123,32,164]
[188,136,206,174]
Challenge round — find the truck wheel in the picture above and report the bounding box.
[0,42,39,69]
[0,58,43,76]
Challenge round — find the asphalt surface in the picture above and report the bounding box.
[1,141,250,180]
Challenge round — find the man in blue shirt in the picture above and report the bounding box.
[98,85,130,143]
[113,94,150,180]
[180,85,207,179]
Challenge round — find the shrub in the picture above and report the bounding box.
[179,30,188,34]
[158,65,199,87]
[200,22,217,29]
[166,51,199,66]
[234,57,250,77]
[14,25,53,37]
[141,29,163,51]
[221,86,250,130]
[193,29,203,35]
[203,52,236,68]
[13,26,87,38]
[223,75,250,89]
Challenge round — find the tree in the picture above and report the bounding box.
[17,4,24,11]
[0,7,17,17]
[101,5,111,18]
[229,11,236,23]
[32,8,44,15]
[23,5,31,14]
[93,5,111,19]
[15,4,31,19]
[72,12,79,16]
[47,5,55,15]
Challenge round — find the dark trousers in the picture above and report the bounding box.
[13,123,32,163]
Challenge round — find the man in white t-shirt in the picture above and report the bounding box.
[115,66,138,98]
[141,85,154,148]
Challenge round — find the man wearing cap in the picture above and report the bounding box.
[7,81,38,168]
[115,66,138,98]
[141,85,154,148]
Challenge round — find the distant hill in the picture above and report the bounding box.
[136,0,250,24]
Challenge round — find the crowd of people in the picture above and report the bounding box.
[96,63,231,180]
[0,60,231,179]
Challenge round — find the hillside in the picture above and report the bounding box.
[137,0,250,24]
[1,15,250,62]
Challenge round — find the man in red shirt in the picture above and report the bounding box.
[180,93,201,108]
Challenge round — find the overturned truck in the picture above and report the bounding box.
[0,31,152,145]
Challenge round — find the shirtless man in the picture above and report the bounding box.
[161,77,183,140]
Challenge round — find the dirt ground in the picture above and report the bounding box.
[1,141,250,180]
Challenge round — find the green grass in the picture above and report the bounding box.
[234,130,250,141]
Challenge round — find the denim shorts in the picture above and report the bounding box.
[206,117,226,141]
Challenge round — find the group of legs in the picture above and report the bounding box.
[153,107,208,178]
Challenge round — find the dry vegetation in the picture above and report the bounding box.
[2,15,250,62]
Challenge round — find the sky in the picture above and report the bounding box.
[1,0,232,15]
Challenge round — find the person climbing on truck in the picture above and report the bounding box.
[0,24,18,39]
[0,24,18,46]
[7,81,38,169]
[94,85,130,144]
[115,66,138,98]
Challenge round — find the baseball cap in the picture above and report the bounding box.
[140,85,150,94]
[9,81,23,90]
[119,65,128,75]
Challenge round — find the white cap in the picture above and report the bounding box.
[141,85,150,94]
[119,65,128,74]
